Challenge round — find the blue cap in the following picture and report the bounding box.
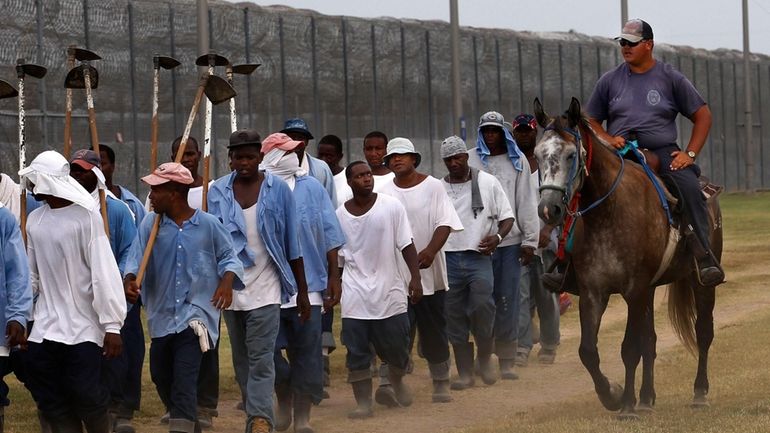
[280,118,314,140]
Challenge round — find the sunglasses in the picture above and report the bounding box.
[619,39,644,48]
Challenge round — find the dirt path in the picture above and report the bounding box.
[137,266,768,433]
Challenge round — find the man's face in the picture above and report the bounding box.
[70,164,98,193]
[386,153,417,176]
[348,163,374,196]
[442,153,469,179]
[172,142,201,175]
[148,183,175,214]
[363,137,387,168]
[620,39,653,66]
[99,150,115,181]
[481,126,504,148]
[317,143,342,168]
[512,127,538,152]
[285,131,309,155]
[229,145,262,179]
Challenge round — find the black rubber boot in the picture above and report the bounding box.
[274,383,293,431]
[348,379,373,419]
[451,342,475,390]
[476,338,498,385]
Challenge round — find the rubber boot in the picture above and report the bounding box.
[348,379,373,419]
[374,363,398,408]
[81,409,111,433]
[498,358,519,381]
[274,383,293,431]
[292,394,314,433]
[38,410,53,433]
[428,361,452,403]
[168,418,196,433]
[387,371,413,407]
[476,338,498,385]
[451,343,476,390]
[47,413,83,433]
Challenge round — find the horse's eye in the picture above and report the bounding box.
[566,152,576,161]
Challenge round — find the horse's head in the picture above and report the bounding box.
[534,97,587,226]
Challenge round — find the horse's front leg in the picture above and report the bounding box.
[578,290,622,411]
[618,289,653,420]
[638,288,657,412]
[693,281,715,408]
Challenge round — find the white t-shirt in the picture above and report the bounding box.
[26,203,126,346]
[336,171,396,208]
[337,194,414,320]
[378,176,463,295]
[229,203,282,311]
[442,170,514,252]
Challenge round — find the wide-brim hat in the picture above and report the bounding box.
[384,137,421,168]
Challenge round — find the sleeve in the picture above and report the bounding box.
[206,181,224,223]
[321,164,338,208]
[491,176,514,221]
[514,162,540,249]
[585,73,610,121]
[319,190,346,253]
[431,180,464,233]
[671,70,707,118]
[392,199,415,251]
[111,201,137,276]
[3,216,32,328]
[210,218,245,291]
[123,212,153,277]
[88,212,127,334]
[25,214,39,301]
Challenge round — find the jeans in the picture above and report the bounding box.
[223,305,280,425]
[275,306,323,403]
[445,251,496,345]
[103,301,145,417]
[517,250,560,352]
[342,314,411,382]
[491,244,522,359]
[150,327,203,422]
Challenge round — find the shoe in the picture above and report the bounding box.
[293,394,315,433]
[247,417,272,433]
[451,343,475,390]
[514,351,529,367]
[374,384,399,408]
[197,410,213,430]
[160,411,170,424]
[499,359,519,380]
[538,347,557,364]
[697,261,725,286]
[349,379,374,419]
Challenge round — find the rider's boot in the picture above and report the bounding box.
[541,261,578,295]
[686,228,724,287]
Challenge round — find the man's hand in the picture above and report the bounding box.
[211,283,233,310]
[408,278,423,304]
[607,135,626,149]
[478,235,500,255]
[323,277,342,311]
[124,275,141,304]
[538,225,554,249]
[669,150,694,171]
[417,248,437,269]
[103,333,123,359]
[520,246,536,266]
[297,291,311,323]
[6,321,26,349]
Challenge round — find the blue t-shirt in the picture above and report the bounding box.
[586,60,706,150]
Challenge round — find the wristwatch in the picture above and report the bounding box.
[686,150,697,159]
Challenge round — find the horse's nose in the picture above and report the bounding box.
[539,202,565,225]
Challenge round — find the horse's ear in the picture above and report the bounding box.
[567,97,582,128]
[534,98,549,127]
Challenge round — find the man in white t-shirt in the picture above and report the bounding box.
[440,136,514,390]
[335,131,396,207]
[337,161,422,419]
[379,138,464,404]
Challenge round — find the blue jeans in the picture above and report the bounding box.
[491,244,522,359]
[149,327,203,422]
[342,314,411,382]
[445,251,495,345]
[517,250,560,352]
[275,306,323,403]
[223,305,280,425]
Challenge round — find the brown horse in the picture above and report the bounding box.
[533,97,721,419]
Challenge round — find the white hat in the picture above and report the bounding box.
[440,136,468,159]
[384,137,422,168]
[19,150,96,210]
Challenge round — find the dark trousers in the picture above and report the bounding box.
[196,320,220,415]
[102,302,145,417]
[408,290,450,365]
[150,328,203,422]
[275,306,323,403]
[26,340,110,420]
[342,313,411,380]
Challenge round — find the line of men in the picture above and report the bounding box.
[0,111,561,433]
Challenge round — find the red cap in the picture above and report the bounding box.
[141,162,194,186]
[261,132,303,154]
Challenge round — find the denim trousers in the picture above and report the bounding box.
[517,250,560,352]
[223,305,280,425]
[149,327,203,422]
[275,306,323,403]
[491,244,522,359]
[342,313,411,382]
[102,301,145,417]
[445,251,496,345]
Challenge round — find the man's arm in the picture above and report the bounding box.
[417,226,451,269]
[478,217,514,255]
[324,248,342,310]
[290,257,311,322]
[400,243,423,304]
[587,117,626,149]
[671,105,712,171]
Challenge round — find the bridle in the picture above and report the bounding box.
[537,121,588,207]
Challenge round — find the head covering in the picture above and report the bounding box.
[19,150,96,210]
[513,114,538,131]
[476,111,525,171]
[440,136,468,159]
[70,149,107,189]
[141,162,194,186]
[615,19,654,43]
[228,129,262,149]
[384,137,422,168]
[260,147,307,191]
[280,118,314,140]
[261,132,303,154]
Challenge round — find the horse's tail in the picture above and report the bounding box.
[667,278,698,356]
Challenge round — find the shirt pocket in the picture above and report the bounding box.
[191,250,218,280]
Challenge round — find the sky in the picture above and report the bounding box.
[227,0,770,56]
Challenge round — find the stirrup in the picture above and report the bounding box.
[694,257,725,287]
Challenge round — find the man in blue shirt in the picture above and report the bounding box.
[97,144,147,227]
[124,162,243,433]
[207,130,310,433]
[281,118,337,206]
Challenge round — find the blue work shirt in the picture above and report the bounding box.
[117,185,148,227]
[307,155,337,207]
[0,206,32,336]
[207,171,301,303]
[124,209,244,345]
[293,175,345,292]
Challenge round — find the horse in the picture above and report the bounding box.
[532,97,721,419]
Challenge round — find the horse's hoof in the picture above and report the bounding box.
[636,403,655,413]
[598,383,624,411]
[691,395,710,409]
[616,410,641,421]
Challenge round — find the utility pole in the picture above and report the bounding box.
[450,0,464,139]
[742,0,754,192]
[620,0,628,25]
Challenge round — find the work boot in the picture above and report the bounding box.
[387,371,414,407]
[322,355,331,387]
[514,350,529,367]
[274,383,293,431]
[451,343,475,390]
[114,417,136,433]
[348,379,374,419]
[538,347,557,364]
[38,410,53,433]
[292,394,314,433]
[374,384,399,408]
[246,417,271,433]
[476,339,498,385]
[696,255,725,287]
[428,361,452,403]
[196,407,213,430]
[47,413,83,433]
[499,358,519,381]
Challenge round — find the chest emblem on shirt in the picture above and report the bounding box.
[646,89,661,106]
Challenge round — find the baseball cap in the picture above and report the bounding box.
[440,136,467,159]
[228,129,262,149]
[261,132,303,154]
[141,162,194,186]
[384,137,422,168]
[70,149,101,170]
[280,118,314,140]
[513,114,537,131]
[615,19,654,43]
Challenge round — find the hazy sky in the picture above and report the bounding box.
[228,0,770,56]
